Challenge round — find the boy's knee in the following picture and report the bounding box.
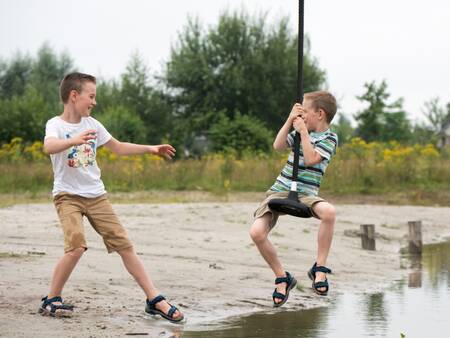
[66,247,85,259]
[249,226,267,244]
[320,203,336,223]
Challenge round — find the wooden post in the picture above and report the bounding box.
[360,224,376,250]
[408,221,422,254]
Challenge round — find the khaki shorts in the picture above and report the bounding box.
[53,193,133,253]
[253,190,325,229]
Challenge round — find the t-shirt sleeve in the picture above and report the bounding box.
[44,119,59,140]
[286,130,297,148]
[94,119,112,146]
[314,134,338,161]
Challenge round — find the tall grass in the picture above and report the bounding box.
[1,137,449,199]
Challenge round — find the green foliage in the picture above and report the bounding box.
[101,53,173,145]
[1,138,449,202]
[165,10,326,145]
[0,52,33,98]
[0,86,48,142]
[209,112,273,154]
[0,44,73,143]
[1,12,448,152]
[28,44,73,105]
[97,106,147,143]
[332,114,354,145]
[355,80,412,143]
[409,124,435,145]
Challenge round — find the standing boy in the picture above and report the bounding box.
[250,91,338,306]
[40,72,184,323]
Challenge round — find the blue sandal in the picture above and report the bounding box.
[39,296,74,317]
[272,271,297,307]
[145,295,184,323]
[307,262,332,296]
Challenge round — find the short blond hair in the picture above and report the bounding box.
[304,91,337,123]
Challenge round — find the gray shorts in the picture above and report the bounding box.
[253,190,325,229]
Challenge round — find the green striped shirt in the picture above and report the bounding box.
[270,129,338,196]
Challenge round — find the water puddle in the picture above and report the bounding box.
[181,240,450,338]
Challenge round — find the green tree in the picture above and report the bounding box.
[28,43,73,108]
[422,97,450,133]
[355,80,411,142]
[209,112,273,154]
[165,10,326,146]
[0,86,48,142]
[0,52,33,98]
[409,124,435,145]
[0,43,73,143]
[119,53,172,144]
[97,106,147,143]
[331,114,354,145]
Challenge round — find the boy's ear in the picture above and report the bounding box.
[318,108,326,120]
[69,89,78,102]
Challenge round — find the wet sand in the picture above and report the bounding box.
[1,200,449,337]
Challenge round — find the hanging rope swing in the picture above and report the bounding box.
[268,0,313,218]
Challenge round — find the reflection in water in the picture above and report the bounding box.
[361,293,387,336]
[182,239,450,338]
[182,307,328,338]
[407,254,422,288]
[422,240,450,289]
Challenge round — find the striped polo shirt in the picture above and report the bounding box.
[270,129,338,196]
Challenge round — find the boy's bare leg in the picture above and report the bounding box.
[48,247,85,300]
[311,202,336,292]
[249,213,287,304]
[117,246,182,319]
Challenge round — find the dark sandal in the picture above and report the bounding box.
[307,262,332,296]
[38,296,74,317]
[145,295,184,323]
[272,271,297,307]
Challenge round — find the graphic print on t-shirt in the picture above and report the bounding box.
[66,133,97,168]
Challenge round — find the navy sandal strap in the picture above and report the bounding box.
[311,263,332,274]
[44,296,63,304]
[50,304,74,312]
[275,276,289,284]
[147,295,166,308]
[314,281,329,288]
[167,305,177,318]
[272,291,286,300]
[314,266,332,274]
[275,271,292,285]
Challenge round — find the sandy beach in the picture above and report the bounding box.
[1,198,450,337]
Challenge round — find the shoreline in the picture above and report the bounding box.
[1,190,450,208]
[1,202,449,337]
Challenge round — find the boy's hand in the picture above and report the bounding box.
[149,144,176,160]
[293,116,308,134]
[288,103,302,124]
[71,130,97,146]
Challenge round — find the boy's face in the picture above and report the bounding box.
[301,98,322,132]
[73,81,97,117]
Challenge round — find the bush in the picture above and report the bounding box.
[96,106,147,144]
[209,113,273,154]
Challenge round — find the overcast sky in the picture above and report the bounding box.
[1,0,449,123]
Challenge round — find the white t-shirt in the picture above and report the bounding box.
[44,116,112,198]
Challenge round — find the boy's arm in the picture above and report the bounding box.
[43,129,97,155]
[273,103,302,151]
[293,118,323,166]
[103,137,176,160]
